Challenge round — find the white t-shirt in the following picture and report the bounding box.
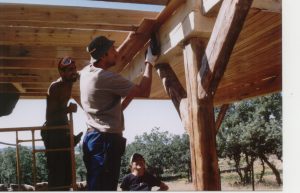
[80,64,135,134]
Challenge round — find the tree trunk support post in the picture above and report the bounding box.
[183,38,220,190]
[215,104,229,133]
[182,0,253,190]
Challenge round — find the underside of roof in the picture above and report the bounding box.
[0,0,281,106]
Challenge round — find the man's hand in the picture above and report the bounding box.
[145,47,158,66]
[67,102,77,113]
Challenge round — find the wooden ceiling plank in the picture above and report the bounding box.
[0,45,89,60]
[202,0,281,16]
[214,75,281,106]
[0,4,158,26]
[0,26,129,47]
[0,59,88,69]
[92,0,168,5]
[0,21,138,32]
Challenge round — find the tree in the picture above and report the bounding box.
[217,93,282,185]
[120,127,191,182]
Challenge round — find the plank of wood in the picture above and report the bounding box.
[214,75,281,106]
[0,59,88,70]
[154,63,187,114]
[200,0,254,98]
[202,0,281,16]
[114,0,186,72]
[92,0,168,5]
[0,45,89,60]
[215,104,229,132]
[0,4,158,26]
[12,83,26,93]
[0,26,129,46]
[0,21,139,32]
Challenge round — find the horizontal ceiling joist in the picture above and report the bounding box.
[0,45,89,60]
[0,21,138,32]
[0,59,89,70]
[91,0,168,5]
[0,3,158,26]
[0,26,129,46]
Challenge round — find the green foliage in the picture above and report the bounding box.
[0,146,47,185]
[120,127,191,182]
[216,93,282,184]
[75,145,86,181]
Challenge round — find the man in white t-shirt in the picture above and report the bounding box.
[80,36,157,191]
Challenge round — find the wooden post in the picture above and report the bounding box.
[31,130,37,187]
[69,113,77,190]
[15,131,21,190]
[154,63,192,135]
[180,0,253,190]
[154,63,187,115]
[183,38,220,190]
[215,104,229,133]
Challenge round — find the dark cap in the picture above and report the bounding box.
[86,36,115,64]
[130,153,144,164]
[58,56,75,70]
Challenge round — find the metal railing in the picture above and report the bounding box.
[0,113,77,191]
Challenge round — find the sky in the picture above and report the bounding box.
[0,99,186,147]
[0,0,164,11]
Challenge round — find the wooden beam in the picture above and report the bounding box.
[0,4,158,26]
[121,0,215,80]
[0,26,128,47]
[182,0,253,190]
[183,38,220,190]
[112,0,186,72]
[92,0,168,5]
[199,0,254,98]
[12,83,26,93]
[202,0,281,16]
[0,59,88,70]
[0,76,56,83]
[215,104,229,132]
[0,21,138,32]
[154,63,187,115]
[0,45,89,60]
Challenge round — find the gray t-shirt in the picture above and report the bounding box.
[80,64,135,134]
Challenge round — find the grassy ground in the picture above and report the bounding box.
[153,156,283,191]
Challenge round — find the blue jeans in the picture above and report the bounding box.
[83,130,126,191]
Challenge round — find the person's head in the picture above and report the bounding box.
[130,153,146,176]
[57,56,78,82]
[86,36,118,69]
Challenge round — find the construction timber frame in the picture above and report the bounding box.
[0,0,281,191]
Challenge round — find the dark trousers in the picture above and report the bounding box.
[83,130,126,191]
[41,127,71,191]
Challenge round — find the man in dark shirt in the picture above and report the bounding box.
[120,153,169,191]
[41,56,83,190]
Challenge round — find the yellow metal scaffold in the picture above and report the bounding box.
[0,113,77,191]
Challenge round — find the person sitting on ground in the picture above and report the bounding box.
[120,153,169,191]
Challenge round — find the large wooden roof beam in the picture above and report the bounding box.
[112,0,186,72]
[202,0,281,16]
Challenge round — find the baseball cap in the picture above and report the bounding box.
[58,56,75,70]
[130,153,145,164]
[86,36,115,64]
